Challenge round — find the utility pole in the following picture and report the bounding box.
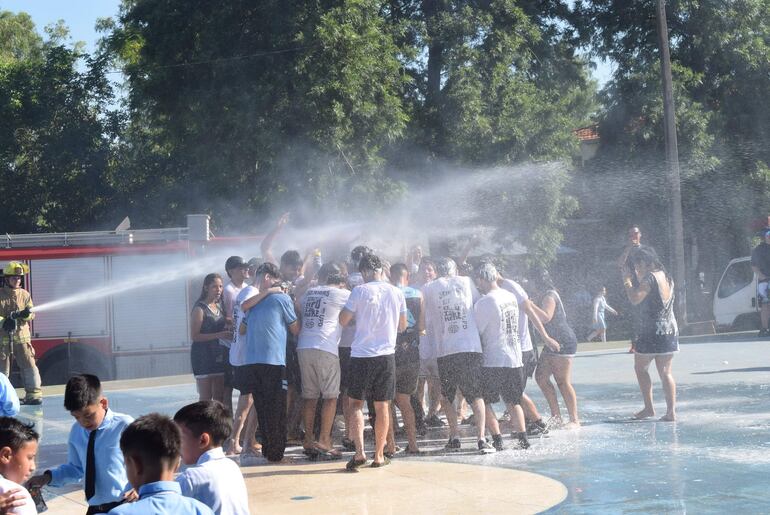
[655,0,687,324]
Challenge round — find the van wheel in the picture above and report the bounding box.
[37,345,113,386]
[732,313,760,332]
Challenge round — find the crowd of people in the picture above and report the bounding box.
[0,220,681,514]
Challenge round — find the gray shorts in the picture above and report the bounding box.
[297,348,341,399]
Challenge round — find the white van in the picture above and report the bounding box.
[713,257,759,331]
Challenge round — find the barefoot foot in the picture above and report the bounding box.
[659,413,676,422]
[632,408,655,420]
[564,421,581,430]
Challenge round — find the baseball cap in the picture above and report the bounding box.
[225,256,247,271]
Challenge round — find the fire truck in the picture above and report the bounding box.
[0,215,258,385]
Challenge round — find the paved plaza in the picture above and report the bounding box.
[19,335,770,514]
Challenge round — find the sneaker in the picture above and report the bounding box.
[444,438,462,451]
[240,451,267,467]
[478,439,496,454]
[526,419,549,436]
[492,434,505,452]
[511,432,531,450]
[426,414,445,427]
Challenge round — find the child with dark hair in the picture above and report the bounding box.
[174,402,249,515]
[108,414,213,515]
[27,374,135,514]
[0,417,38,515]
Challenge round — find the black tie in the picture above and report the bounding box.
[85,429,97,500]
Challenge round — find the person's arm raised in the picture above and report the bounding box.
[260,212,289,266]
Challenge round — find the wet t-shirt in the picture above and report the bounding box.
[474,288,521,368]
[499,278,532,353]
[230,285,258,366]
[422,276,481,358]
[298,285,350,356]
[344,281,406,358]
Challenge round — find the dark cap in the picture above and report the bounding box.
[225,256,247,271]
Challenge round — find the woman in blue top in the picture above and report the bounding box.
[530,273,580,430]
[623,247,678,422]
[587,286,618,342]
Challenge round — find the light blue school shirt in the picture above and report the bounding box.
[243,293,297,366]
[0,373,19,416]
[177,448,249,515]
[108,481,214,515]
[49,409,133,506]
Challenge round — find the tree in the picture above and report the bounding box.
[0,12,119,233]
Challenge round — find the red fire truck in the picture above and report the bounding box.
[0,215,258,385]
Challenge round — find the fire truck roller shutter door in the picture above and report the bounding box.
[29,258,109,337]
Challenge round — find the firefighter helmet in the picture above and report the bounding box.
[2,261,29,276]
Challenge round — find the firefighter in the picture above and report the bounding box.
[0,261,42,405]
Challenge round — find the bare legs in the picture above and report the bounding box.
[303,397,339,451]
[350,398,390,464]
[535,355,579,428]
[633,353,676,421]
[394,393,419,452]
[196,375,224,403]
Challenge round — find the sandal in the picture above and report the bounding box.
[404,446,423,456]
[314,446,342,459]
[370,457,391,468]
[346,457,367,471]
[383,446,402,459]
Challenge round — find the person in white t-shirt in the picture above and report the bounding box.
[422,257,492,453]
[474,263,530,451]
[498,276,560,436]
[339,254,406,470]
[222,256,251,419]
[225,282,260,457]
[297,262,350,458]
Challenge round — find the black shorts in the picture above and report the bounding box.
[481,367,525,406]
[347,354,396,402]
[222,351,234,388]
[338,347,352,394]
[395,345,420,396]
[436,352,483,403]
[190,341,225,377]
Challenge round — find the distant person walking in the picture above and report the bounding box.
[751,227,770,337]
[587,287,618,343]
[623,247,678,422]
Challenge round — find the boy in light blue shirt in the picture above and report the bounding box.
[108,413,213,515]
[27,374,135,514]
[0,373,19,417]
[174,401,249,515]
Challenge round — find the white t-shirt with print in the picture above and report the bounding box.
[474,288,521,368]
[298,285,351,356]
[230,285,259,366]
[344,281,406,358]
[499,278,533,352]
[422,276,482,358]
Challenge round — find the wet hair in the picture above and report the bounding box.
[350,246,374,266]
[64,374,102,412]
[475,262,499,283]
[120,413,180,471]
[434,257,457,278]
[0,417,38,452]
[254,262,281,279]
[458,262,474,277]
[280,250,302,268]
[197,273,222,303]
[628,246,671,282]
[318,262,347,285]
[173,401,232,446]
[389,263,409,283]
[358,254,383,274]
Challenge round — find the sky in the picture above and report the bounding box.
[1,0,613,84]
